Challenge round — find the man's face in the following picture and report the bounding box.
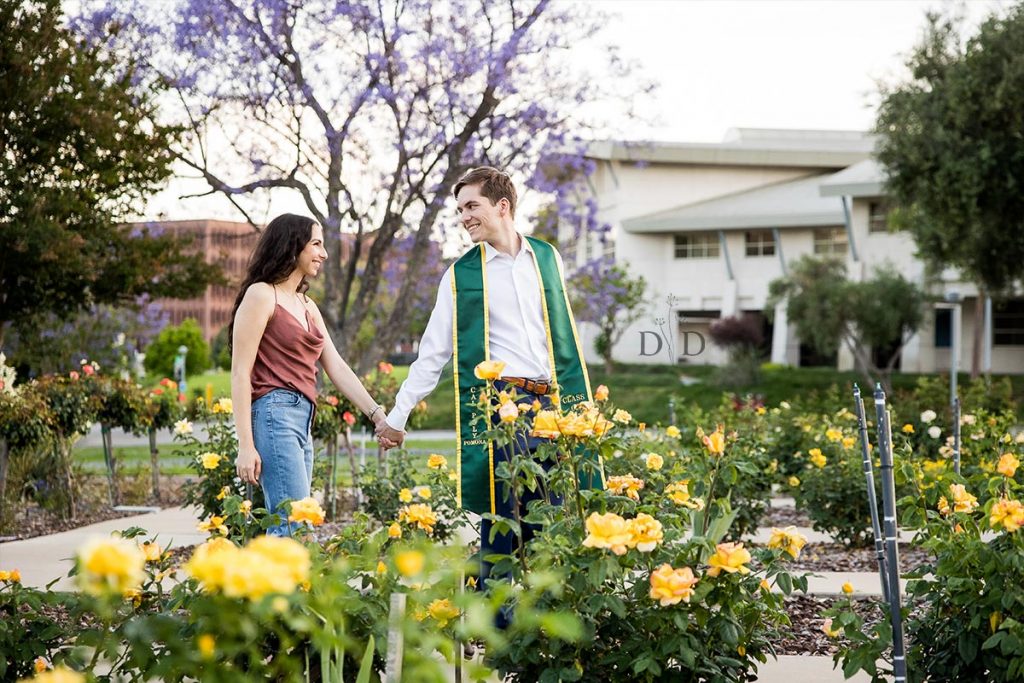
[456,183,507,244]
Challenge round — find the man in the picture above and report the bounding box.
[376,166,598,584]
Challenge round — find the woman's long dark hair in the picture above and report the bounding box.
[228,213,316,350]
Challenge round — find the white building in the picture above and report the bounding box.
[564,129,1023,374]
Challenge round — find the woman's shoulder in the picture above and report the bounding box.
[242,282,276,309]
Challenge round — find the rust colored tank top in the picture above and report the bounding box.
[251,295,325,405]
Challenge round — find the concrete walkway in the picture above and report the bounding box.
[0,499,888,681]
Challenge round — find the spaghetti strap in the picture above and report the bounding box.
[273,285,278,305]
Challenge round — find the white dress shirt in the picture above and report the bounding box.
[385,235,560,431]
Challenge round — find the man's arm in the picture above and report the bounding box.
[378,267,455,439]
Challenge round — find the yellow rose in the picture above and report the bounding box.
[239,500,252,514]
[665,425,681,438]
[581,512,633,555]
[198,634,216,658]
[197,515,228,535]
[76,535,146,596]
[627,513,664,552]
[706,542,751,577]
[398,503,438,534]
[825,428,842,442]
[216,486,230,500]
[416,486,432,500]
[842,582,854,595]
[594,384,609,401]
[841,436,856,450]
[139,542,162,563]
[702,425,725,455]
[288,497,326,526]
[665,480,704,509]
[809,449,827,468]
[822,618,842,638]
[395,550,425,577]
[902,423,915,434]
[22,666,85,683]
[648,564,699,606]
[990,498,1024,532]
[376,561,388,574]
[398,488,413,503]
[473,360,506,380]
[612,409,632,424]
[642,452,664,471]
[530,410,562,439]
[948,483,978,514]
[766,526,808,560]
[498,400,519,424]
[212,397,233,414]
[997,453,1020,478]
[388,522,402,538]
[34,657,48,673]
[426,454,448,470]
[427,598,460,627]
[788,475,800,487]
[199,452,222,470]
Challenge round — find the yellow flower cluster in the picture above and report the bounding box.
[664,481,704,510]
[937,484,979,516]
[808,448,827,468]
[648,564,699,606]
[427,454,448,470]
[767,526,808,559]
[825,428,843,442]
[665,425,681,438]
[530,406,613,439]
[211,398,233,414]
[398,503,438,535]
[706,542,752,577]
[288,497,326,526]
[75,535,146,596]
[185,536,310,600]
[0,568,21,583]
[582,512,664,555]
[199,452,222,470]
[990,498,1024,532]
[605,474,644,501]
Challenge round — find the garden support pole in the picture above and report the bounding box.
[101,423,118,506]
[149,427,160,502]
[385,592,406,682]
[952,396,962,476]
[874,385,908,683]
[343,427,361,508]
[853,384,889,602]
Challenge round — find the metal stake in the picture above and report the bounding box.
[853,384,888,602]
[952,396,962,476]
[874,385,908,682]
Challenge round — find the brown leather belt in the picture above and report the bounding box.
[499,376,552,395]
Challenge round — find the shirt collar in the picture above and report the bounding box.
[483,233,532,262]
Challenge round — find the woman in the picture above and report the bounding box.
[230,213,396,536]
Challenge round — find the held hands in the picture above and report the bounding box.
[372,410,405,450]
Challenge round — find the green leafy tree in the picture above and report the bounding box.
[0,0,221,347]
[767,256,926,392]
[144,319,211,380]
[569,259,648,374]
[875,6,1024,373]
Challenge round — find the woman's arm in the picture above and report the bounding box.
[306,300,389,428]
[232,283,275,484]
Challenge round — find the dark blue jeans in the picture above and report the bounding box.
[478,382,561,591]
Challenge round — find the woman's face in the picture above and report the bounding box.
[297,223,327,277]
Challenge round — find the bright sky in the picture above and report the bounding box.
[141,0,1009,221]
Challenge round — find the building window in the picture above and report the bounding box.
[674,233,719,259]
[934,308,952,348]
[994,299,1024,346]
[813,227,848,256]
[868,201,889,233]
[744,230,775,257]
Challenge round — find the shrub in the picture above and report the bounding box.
[144,318,211,380]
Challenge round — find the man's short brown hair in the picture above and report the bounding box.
[453,166,517,217]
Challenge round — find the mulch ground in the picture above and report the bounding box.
[760,505,813,528]
[776,595,883,656]
[783,542,931,573]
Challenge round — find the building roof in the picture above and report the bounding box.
[623,173,846,233]
[587,129,874,168]
[818,159,887,197]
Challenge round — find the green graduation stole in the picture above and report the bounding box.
[451,235,601,514]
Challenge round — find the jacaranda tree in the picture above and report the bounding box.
[74,0,649,369]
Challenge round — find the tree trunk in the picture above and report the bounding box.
[149,427,160,503]
[325,435,337,520]
[101,424,119,506]
[971,293,984,379]
[343,427,361,508]
[58,440,76,519]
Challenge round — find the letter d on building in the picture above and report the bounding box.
[639,330,664,357]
